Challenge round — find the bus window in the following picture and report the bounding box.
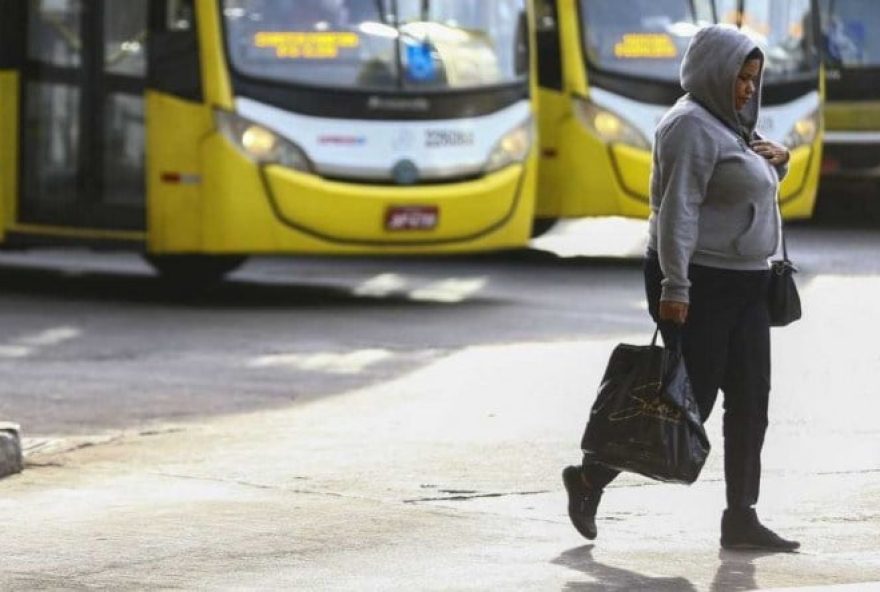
[579,0,705,81]
[221,0,527,91]
[103,0,148,208]
[535,0,563,91]
[579,0,817,84]
[740,0,818,81]
[148,0,201,101]
[27,0,83,68]
[818,0,880,68]
[105,0,147,77]
[23,0,84,223]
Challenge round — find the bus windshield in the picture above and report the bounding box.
[221,0,528,92]
[579,0,819,83]
[818,0,880,68]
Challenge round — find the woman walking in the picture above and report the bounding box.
[563,24,799,552]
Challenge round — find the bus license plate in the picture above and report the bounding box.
[385,206,438,231]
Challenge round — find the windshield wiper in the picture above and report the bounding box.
[373,0,387,24]
[393,0,405,90]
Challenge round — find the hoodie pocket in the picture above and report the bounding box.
[734,201,777,258]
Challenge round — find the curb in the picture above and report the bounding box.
[0,422,23,479]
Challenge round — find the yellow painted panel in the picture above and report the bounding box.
[535,3,645,220]
[824,101,880,131]
[146,92,214,252]
[779,145,811,201]
[0,71,18,239]
[550,116,626,218]
[610,143,652,208]
[199,134,280,252]
[780,141,821,220]
[557,1,588,96]
[535,90,570,217]
[196,0,233,110]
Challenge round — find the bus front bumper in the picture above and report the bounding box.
[193,137,537,255]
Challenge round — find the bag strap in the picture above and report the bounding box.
[779,210,789,262]
[653,323,683,353]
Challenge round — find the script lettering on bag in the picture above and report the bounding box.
[607,381,683,423]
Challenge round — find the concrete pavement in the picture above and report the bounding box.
[2,269,880,590]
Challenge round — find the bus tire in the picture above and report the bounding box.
[144,254,247,285]
[530,217,558,238]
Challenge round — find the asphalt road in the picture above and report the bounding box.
[1,217,879,590]
[0,217,877,438]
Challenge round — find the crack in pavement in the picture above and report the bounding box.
[152,471,354,500]
[22,427,187,461]
[152,473,558,517]
[403,490,550,503]
[817,468,880,476]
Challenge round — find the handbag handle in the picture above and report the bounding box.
[652,323,683,353]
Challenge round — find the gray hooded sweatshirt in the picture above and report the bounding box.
[647,25,786,304]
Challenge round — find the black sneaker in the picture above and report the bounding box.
[720,508,800,552]
[562,465,602,540]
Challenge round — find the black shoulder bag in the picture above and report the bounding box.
[768,228,801,327]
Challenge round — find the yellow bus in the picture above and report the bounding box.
[0,0,538,282]
[533,0,823,228]
[816,0,880,204]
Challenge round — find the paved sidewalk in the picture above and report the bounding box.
[2,276,880,590]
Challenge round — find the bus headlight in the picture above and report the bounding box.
[484,118,534,173]
[783,109,820,149]
[215,110,312,172]
[573,97,650,151]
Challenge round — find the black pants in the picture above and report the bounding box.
[583,251,772,509]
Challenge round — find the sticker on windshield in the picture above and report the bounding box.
[406,42,437,82]
[614,34,677,59]
[254,32,359,59]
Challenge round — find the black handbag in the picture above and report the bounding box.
[768,232,801,327]
[581,327,711,485]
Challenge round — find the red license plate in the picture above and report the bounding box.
[385,206,439,231]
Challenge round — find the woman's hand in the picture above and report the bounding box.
[659,300,689,324]
[750,139,790,166]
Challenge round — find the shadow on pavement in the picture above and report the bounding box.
[553,545,784,591]
[553,545,697,591]
[0,264,502,310]
[709,549,782,591]
[450,248,645,269]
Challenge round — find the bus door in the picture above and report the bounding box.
[18,0,147,232]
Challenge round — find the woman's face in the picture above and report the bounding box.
[735,58,762,111]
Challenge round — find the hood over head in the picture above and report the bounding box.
[679,24,764,137]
